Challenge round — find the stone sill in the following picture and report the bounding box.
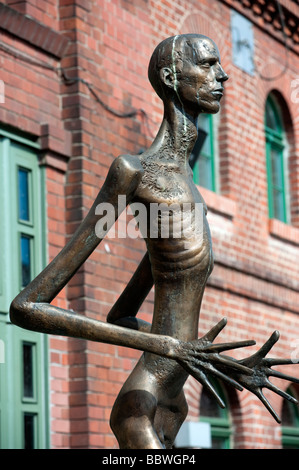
[197,186,237,220]
[269,218,299,246]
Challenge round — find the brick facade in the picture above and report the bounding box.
[1,0,299,449]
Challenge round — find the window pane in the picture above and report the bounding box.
[197,156,213,190]
[282,394,299,449]
[212,437,227,449]
[198,114,211,156]
[24,413,35,449]
[18,168,30,221]
[198,113,210,133]
[272,188,285,222]
[270,146,284,190]
[192,114,214,191]
[282,399,294,427]
[23,343,34,399]
[20,235,31,287]
[200,387,222,418]
[265,96,287,223]
[266,103,279,131]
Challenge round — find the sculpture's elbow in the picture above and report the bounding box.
[10,296,32,330]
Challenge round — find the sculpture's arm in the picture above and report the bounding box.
[106,252,154,332]
[11,155,142,304]
[9,155,159,350]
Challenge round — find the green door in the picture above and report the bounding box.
[0,131,49,448]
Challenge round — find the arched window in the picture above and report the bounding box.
[281,387,299,449]
[199,379,231,449]
[191,114,215,192]
[265,95,288,223]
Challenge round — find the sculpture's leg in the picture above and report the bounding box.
[110,345,189,450]
[110,387,164,449]
[153,389,189,449]
[110,373,188,449]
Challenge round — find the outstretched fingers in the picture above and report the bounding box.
[270,368,299,384]
[202,340,256,354]
[188,323,299,423]
[205,365,244,391]
[210,353,254,375]
[257,331,280,357]
[249,331,280,365]
[182,320,299,423]
[254,389,281,423]
[267,357,299,366]
[188,366,226,408]
[186,348,255,378]
[184,356,244,392]
[200,318,228,343]
[266,381,298,404]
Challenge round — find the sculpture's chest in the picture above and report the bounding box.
[136,160,196,205]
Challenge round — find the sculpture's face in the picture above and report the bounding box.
[175,37,228,115]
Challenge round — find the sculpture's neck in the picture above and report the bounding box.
[152,101,199,166]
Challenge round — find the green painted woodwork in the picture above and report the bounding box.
[0,130,49,449]
[282,388,299,449]
[265,95,287,223]
[193,114,216,192]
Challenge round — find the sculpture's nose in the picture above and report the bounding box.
[217,65,229,82]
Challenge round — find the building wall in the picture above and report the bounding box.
[0,0,298,449]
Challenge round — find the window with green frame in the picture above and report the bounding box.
[265,95,287,223]
[192,114,215,192]
[199,379,231,449]
[0,128,49,449]
[281,387,299,449]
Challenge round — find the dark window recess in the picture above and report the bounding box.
[23,343,34,399]
[18,168,30,222]
[24,413,35,449]
[20,235,31,287]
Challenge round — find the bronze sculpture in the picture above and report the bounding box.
[10,34,299,449]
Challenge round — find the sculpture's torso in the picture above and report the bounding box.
[134,155,214,341]
[117,154,215,429]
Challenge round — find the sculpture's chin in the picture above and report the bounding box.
[198,100,221,115]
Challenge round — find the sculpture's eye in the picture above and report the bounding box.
[201,58,217,68]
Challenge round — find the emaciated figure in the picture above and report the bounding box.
[10,34,299,449]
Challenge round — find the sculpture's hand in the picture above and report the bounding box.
[175,318,255,408]
[229,331,299,422]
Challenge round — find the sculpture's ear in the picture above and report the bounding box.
[159,67,176,90]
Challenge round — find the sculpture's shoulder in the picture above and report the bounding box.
[112,154,144,177]
[105,154,144,197]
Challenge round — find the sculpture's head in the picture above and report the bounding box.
[148,34,228,115]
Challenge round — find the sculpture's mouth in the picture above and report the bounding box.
[211,88,224,98]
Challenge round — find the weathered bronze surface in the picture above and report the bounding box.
[10,34,299,449]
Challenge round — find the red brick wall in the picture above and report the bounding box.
[1,0,299,449]
[5,0,59,29]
